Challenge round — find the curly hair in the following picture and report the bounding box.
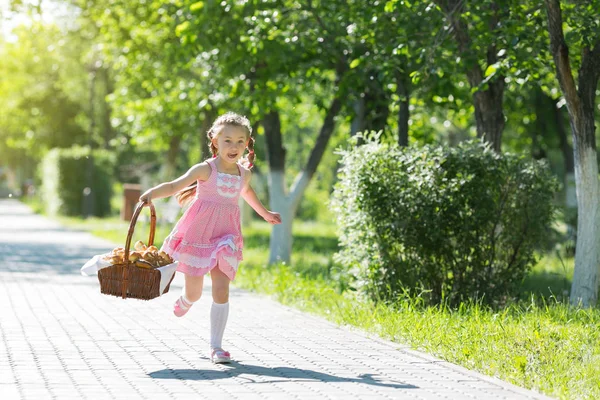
[176,112,255,206]
[207,112,255,168]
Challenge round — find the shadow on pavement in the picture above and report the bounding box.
[149,363,418,389]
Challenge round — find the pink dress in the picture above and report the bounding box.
[161,158,245,280]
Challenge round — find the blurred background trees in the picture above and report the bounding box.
[1,0,599,305]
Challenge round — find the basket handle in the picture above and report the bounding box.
[121,200,157,298]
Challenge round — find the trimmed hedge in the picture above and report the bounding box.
[40,146,115,217]
[332,138,559,307]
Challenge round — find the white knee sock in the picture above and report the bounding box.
[210,302,229,349]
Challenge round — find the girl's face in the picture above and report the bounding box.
[212,125,249,164]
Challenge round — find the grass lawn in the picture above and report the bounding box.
[236,222,600,400]
[29,197,599,400]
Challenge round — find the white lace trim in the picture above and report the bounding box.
[216,171,241,179]
[163,234,242,270]
[171,247,241,272]
[217,180,239,188]
[164,234,239,252]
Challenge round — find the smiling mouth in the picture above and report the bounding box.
[227,153,238,159]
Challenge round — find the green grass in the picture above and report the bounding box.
[521,252,574,302]
[236,222,599,400]
[55,215,173,248]
[239,261,600,399]
[30,203,599,400]
[21,195,45,214]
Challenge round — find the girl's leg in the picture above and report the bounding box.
[184,274,204,302]
[174,274,204,317]
[210,266,230,303]
[209,266,231,361]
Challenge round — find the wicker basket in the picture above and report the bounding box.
[97,201,175,300]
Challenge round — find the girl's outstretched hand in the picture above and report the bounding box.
[263,211,282,225]
[139,189,153,204]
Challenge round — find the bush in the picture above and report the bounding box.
[332,138,559,307]
[40,146,115,217]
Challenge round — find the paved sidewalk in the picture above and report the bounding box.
[0,199,553,400]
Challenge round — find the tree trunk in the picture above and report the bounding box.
[571,71,600,305]
[545,0,600,307]
[396,72,410,147]
[551,98,574,172]
[571,142,600,306]
[262,111,289,263]
[434,0,506,152]
[471,82,505,151]
[363,72,389,135]
[532,89,548,160]
[350,96,365,137]
[161,133,182,180]
[551,95,577,208]
[263,96,343,264]
[268,172,295,264]
[263,110,286,171]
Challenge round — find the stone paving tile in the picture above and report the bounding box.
[0,199,554,399]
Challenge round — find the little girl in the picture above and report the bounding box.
[139,112,281,364]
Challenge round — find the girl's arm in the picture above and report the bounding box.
[240,170,281,224]
[140,162,211,202]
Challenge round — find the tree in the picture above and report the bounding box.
[79,0,353,263]
[544,0,600,307]
[0,22,89,177]
[349,0,442,147]
[234,1,349,264]
[431,0,513,151]
[78,0,227,180]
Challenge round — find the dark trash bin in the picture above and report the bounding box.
[121,184,142,221]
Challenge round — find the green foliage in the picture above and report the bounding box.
[40,147,115,217]
[296,185,334,222]
[0,22,89,170]
[332,137,560,306]
[560,1,600,63]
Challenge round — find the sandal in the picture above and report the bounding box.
[211,348,231,364]
[173,296,193,317]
